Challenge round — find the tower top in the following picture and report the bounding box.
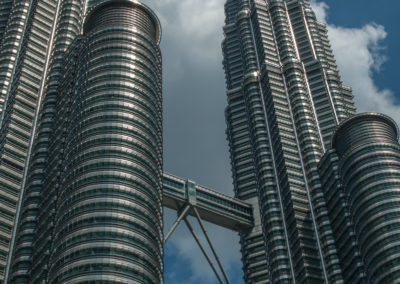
[332,112,399,157]
[83,0,161,44]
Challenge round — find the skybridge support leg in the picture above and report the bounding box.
[193,207,231,284]
[163,177,232,284]
[164,204,190,244]
[184,218,225,284]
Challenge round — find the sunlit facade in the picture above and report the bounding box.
[320,113,400,283]
[222,0,400,283]
[1,1,163,283]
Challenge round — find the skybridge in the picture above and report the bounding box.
[162,172,254,284]
[162,172,254,232]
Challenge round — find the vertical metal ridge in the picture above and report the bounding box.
[46,2,163,282]
[5,1,63,273]
[267,1,328,281]
[0,0,33,126]
[246,1,296,281]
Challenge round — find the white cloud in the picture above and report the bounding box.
[310,0,328,23]
[311,1,400,124]
[150,0,225,65]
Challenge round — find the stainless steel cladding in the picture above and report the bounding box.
[8,0,86,282]
[331,113,400,283]
[332,112,399,157]
[222,0,357,283]
[49,2,163,283]
[7,1,163,283]
[0,0,64,281]
[2,0,400,283]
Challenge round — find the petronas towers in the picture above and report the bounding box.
[0,0,399,283]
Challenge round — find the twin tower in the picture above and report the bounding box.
[0,0,399,283]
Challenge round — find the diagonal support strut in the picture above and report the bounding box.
[193,207,231,284]
[164,204,191,244]
[163,180,233,284]
[184,218,225,284]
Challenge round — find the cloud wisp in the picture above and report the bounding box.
[311,0,400,124]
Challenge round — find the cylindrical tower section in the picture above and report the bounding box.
[48,1,163,283]
[332,112,400,283]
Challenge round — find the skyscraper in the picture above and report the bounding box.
[319,112,400,283]
[0,0,67,279]
[222,0,363,283]
[222,0,400,283]
[0,0,163,282]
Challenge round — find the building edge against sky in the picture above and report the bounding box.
[0,0,399,284]
[222,0,400,283]
[223,0,354,282]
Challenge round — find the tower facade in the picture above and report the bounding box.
[320,113,400,283]
[0,0,66,280]
[222,0,355,283]
[0,0,163,283]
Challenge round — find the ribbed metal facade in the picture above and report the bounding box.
[2,0,163,283]
[8,1,85,282]
[320,113,400,283]
[51,3,162,282]
[0,0,13,44]
[318,149,367,283]
[51,3,162,283]
[0,0,62,280]
[222,0,355,283]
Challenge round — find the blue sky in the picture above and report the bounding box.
[142,0,400,283]
[323,0,400,100]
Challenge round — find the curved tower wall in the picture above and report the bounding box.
[332,113,400,283]
[318,149,367,283]
[8,1,163,283]
[50,2,163,283]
